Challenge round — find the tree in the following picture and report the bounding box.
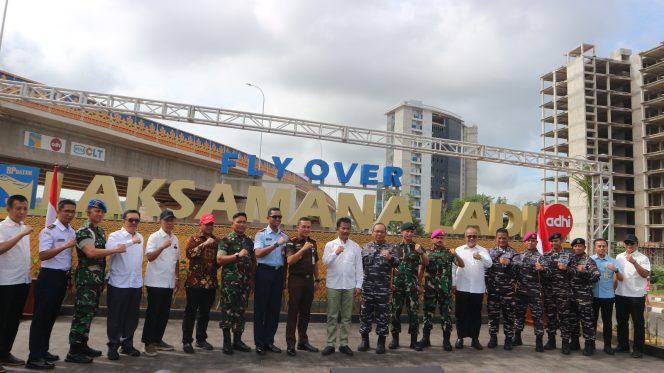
[440,194,507,227]
[378,188,425,236]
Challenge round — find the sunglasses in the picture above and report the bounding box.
[465,235,478,239]
[269,215,283,219]
[126,218,140,223]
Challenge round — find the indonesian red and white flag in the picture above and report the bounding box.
[537,201,551,254]
[45,166,59,227]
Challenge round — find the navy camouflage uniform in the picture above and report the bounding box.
[422,245,455,333]
[542,248,573,340]
[218,231,256,333]
[360,241,399,336]
[513,249,548,336]
[68,221,106,346]
[391,242,422,336]
[568,253,600,342]
[485,245,518,339]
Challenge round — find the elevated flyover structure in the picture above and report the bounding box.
[0,72,613,242]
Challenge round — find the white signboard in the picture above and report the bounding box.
[70,141,106,161]
[23,131,66,153]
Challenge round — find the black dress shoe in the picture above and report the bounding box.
[471,339,484,350]
[107,349,120,361]
[0,353,25,366]
[25,359,55,370]
[44,352,59,362]
[297,342,319,352]
[195,341,214,351]
[183,343,195,354]
[603,346,614,355]
[266,344,281,353]
[455,338,464,349]
[631,350,643,358]
[339,345,353,356]
[321,346,335,356]
[286,347,296,356]
[614,345,630,353]
[255,346,266,356]
[120,347,140,357]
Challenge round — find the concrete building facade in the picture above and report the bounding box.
[385,100,478,222]
[541,41,664,242]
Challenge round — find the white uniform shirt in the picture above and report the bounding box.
[144,228,180,288]
[453,244,492,294]
[322,237,363,290]
[39,219,76,271]
[615,250,651,297]
[0,217,31,285]
[106,228,144,288]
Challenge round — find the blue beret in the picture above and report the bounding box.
[87,199,107,213]
[548,231,562,241]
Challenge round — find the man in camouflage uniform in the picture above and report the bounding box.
[513,231,547,352]
[485,228,519,350]
[568,238,600,356]
[419,228,463,351]
[389,222,428,351]
[217,212,256,355]
[66,199,127,364]
[358,223,399,354]
[542,231,573,353]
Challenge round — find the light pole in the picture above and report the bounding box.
[0,0,9,58]
[246,83,265,162]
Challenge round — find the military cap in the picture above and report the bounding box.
[87,198,107,213]
[431,228,446,239]
[400,222,416,231]
[571,237,586,246]
[548,231,562,242]
[523,231,537,241]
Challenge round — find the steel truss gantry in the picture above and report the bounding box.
[0,80,613,242]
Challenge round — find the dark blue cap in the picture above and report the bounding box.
[571,237,586,246]
[159,209,176,220]
[400,222,416,231]
[87,198,107,213]
[548,231,562,242]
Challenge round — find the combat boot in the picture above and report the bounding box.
[503,337,513,351]
[544,333,556,350]
[561,339,570,355]
[512,332,523,346]
[388,333,399,349]
[570,336,581,351]
[582,340,595,356]
[65,344,93,364]
[409,333,422,351]
[222,329,233,355]
[535,335,544,352]
[487,334,498,348]
[418,331,431,348]
[376,336,386,355]
[81,343,102,358]
[442,329,453,351]
[233,331,251,352]
[358,333,370,352]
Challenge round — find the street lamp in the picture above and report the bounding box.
[246,83,265,162]
[0,0,9,58]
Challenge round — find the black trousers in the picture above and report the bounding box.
[286,274,314,348]
[253,264,284,348]
[181,287,216,344]
[106,285,142,350]
[455,291,483,339]
[141,287,174,345]
[592,297,614,347]
[28,268,69,360]
[0,283,30,358]
[615,295,646,352]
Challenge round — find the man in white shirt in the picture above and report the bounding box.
[26,199,77,370]
[141,210,180,357]
[105,210,144,360]
[0,195,33,369]
[615,234,651,358]
[453,226,491,350]
[321,217,363,357]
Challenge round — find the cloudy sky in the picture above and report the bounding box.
[2,0,663,205]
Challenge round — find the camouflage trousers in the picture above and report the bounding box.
[359,292,391,336]
[514,291,544,336]
[543,285,571,339]
[390,283,419,335]
[422,290,452,333]
[487,290,515,338]
[219,282,250,333]
[68,269,104,345]
[569,289,596,341]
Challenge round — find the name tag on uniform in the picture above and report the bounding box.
[266,237,273,242]
[56,238,65,242]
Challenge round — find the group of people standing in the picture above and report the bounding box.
[0,194,654,372]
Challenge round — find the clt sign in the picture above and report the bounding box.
[220,153,404,187]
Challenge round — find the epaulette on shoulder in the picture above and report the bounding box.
[47,224,56,229]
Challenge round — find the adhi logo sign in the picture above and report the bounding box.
[543,203,573,237]
[50,138,63,152]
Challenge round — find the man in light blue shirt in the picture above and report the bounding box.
[253,207,288,355]
[590,238,623,355]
